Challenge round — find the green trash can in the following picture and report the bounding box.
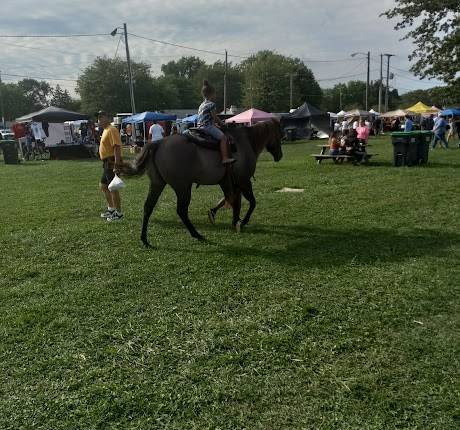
[391,132,420,166]
[285,128,297,141]
[0,140,19,165]
[418,131,433,165]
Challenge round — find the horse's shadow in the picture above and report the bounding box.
[154,220,458,269]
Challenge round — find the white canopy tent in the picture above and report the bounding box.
[344,109,371,118]
[380,109,409,118]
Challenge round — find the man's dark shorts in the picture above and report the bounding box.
[100,157,115,186]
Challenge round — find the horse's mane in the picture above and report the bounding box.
[246,119,279,155]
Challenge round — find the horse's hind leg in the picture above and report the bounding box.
[175,186,204,241]
[141,180,166,247]
[232,191,242,231]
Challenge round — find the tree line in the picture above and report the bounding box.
[1,51,458,121]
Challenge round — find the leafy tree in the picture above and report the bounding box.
[17,79,51,111]
[0,82,29,120]
[193,61,243,111]
[160,56,209,108]
[151,76,181,110]
[76,57,155,115]
[398,81,460,108]
[240,51,322,112]
[50,84,74,109]
[161,56,206,79]
[382,1,460,82]
[321,80,400,112]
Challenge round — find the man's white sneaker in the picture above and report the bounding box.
[100,209,115,218]
[107,211,124,222]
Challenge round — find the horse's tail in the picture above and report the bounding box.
[120,141,160,177]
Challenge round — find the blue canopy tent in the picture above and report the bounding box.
[181,114,198,123]
[181,114,198,124]
[121,111,177,124]
[440,108,460,117]
[122,111,177,143]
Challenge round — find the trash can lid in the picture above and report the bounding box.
[391,131,421,136]
[0,139,17,147]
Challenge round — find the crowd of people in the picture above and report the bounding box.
[334,116,382,137]
[331,112,460,153]
[397,114,460,149]
[329,119,370,164]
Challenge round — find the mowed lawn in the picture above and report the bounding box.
[1,136,459,429]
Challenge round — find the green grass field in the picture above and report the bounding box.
[1,136,459,429]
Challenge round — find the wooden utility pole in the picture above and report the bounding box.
[384,54,395,112]
[123,23,136,115]
[223,50,228,114]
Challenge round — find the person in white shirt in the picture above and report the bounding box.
[341,120,348,133]
[352,119,359,130]
[148,121,164,142]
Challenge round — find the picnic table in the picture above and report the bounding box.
[311,144,375,164]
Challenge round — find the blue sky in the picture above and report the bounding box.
[0,0,444,96]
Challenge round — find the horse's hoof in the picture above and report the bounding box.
[142,239,153,249]
[207,209,216,225]
[195,234,206,242]
[235,221,242,234]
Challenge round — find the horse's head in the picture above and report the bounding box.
[246,119,283,161]
[265,118,283,162]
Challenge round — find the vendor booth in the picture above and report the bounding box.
[15,106,94,160]
[440,108,460,117]
[405,102,439,116]
[344,109,371,119]
[380,109,409,118]
[225,108,276,126]
[122,111,177,143]
[281,102,330,140]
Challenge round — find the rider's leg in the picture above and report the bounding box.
[219,137,235,165]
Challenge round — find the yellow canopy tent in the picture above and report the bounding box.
[406,102,439,114]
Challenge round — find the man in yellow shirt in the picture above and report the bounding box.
[98,111,123,221]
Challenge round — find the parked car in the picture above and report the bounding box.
[0,129,14,140]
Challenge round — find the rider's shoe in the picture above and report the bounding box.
[208,209,216,225]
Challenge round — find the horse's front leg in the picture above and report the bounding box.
[141,180,166,247]
[175,185,205,241]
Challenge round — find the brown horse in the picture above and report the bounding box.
[123,120,283,247]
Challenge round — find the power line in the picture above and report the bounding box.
[1,72,78,82]
[300,57,363,64]
[114,35,123,58]
[128,32,248,59]
[0,33,109,38]
[391,72,440,85]
[1,40,102,58]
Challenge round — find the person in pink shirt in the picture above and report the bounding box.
[356,120,370,145]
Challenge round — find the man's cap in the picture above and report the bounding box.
[97,110,111,118]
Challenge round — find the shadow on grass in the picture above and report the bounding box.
[152,220,459,268]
